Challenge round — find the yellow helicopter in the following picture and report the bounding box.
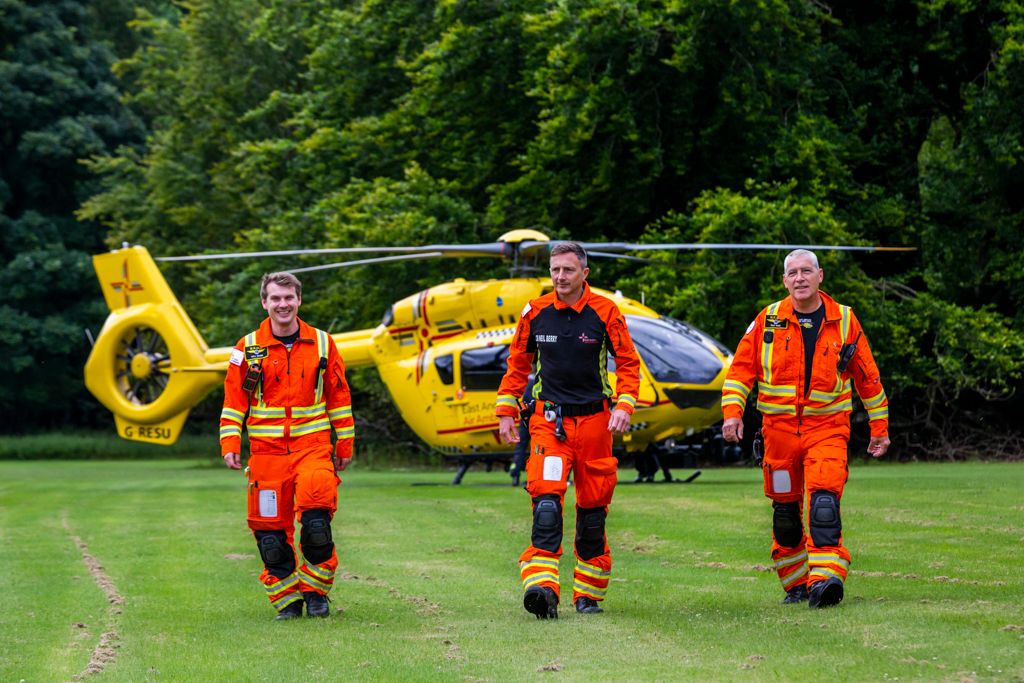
[84,229,907,481]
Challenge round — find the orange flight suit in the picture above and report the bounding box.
[722,291,888,594]
[497,283,641,607]
[220,317,355,614]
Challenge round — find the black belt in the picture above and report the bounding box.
[558,400,608,417]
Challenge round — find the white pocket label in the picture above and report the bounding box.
[771,470,792,494]
[542,456,563,481]
[258,489,278,517]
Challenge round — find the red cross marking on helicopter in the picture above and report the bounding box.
[109,259,144,307]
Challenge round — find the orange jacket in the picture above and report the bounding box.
[722,291,889,437]
[496,283,641,417]
[220,317,355,457]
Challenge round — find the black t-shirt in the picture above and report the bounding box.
[796,304,825,396]
[273,329,300,350]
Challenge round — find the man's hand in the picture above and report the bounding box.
[867,435,890,458]
[608,408,631,434]
[223,452,242,470]
[333,456,352,472]
[722,417,744,443]
[498,415,520,444]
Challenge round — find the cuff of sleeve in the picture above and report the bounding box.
[495,406,519,418]
[614,400,635,415]
[722,405,744,422]
[870,422,889,439]
[335,441,353,459]
[220,438,241,457]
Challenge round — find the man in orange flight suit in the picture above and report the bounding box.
[221,272,355,620]
[722,249,890,609]
[497,241,641,619]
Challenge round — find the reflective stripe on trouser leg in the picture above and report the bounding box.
[572,557,610,602]
[298,547,338,594]
[808,550,850,584]
[772,547,809,590]
[261,570,302,612]
[519,550,560,600]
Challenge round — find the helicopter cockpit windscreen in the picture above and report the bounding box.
[625,315,724,384]
[460,345,511,391]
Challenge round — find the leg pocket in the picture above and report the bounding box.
[578,457,619,507]
[248,479,292,529]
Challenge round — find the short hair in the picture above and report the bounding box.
[783,248,820,273]
[260,272,302,300]
[550,241,588,267]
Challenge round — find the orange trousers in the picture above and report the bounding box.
[247,445,340,611]
[761,418,851,592]
[519,405,618,604]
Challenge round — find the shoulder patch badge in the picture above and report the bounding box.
[229,348,244,366]
[764,315,788,329]
[245,344,268,360]
[745,320,755,335]
[520,303,532,318]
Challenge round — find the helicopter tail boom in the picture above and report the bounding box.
[85,246,222,445]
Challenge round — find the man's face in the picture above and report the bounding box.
[262,282,301,330]
[549,251,589,302]
[783,255,824,308]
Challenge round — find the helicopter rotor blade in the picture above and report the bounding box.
[587,251,651,263]
[155,243,507,262]
[577,242,915,253]
[286,252,447,274]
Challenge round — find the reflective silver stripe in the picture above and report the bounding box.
[782,565,808,589]
[840,306,851,342]
[810,567,845,580]
[220,425,242,439]
[862,389,886,408]
[496,395,518,409]
[803,399,853,415]
[337,426,355,439]
[867,405,889,420]
[759,383,796,397]
[808,385,852,403]
[576,560,610,579]
[264,572,299,596]
[522,572,559,589]
[328,406,352,420]
[572,580,606,598]
[722,396,747,409]
[221,407,245,424]
[761,301,782,385]
[290,418,331,436]
[756,400,797,415]
[314,328,330,403]
[521,557,558,570]
[723,379,752,399]
[773,550,809,569]
[617,395,637,409]
[292,402,327,418]
[248,425,285,437]
[808,554,850,569]
[250,406,286,418]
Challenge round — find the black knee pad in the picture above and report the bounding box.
[531,495,563,553]
[772,501,803,548]
[255,530,295,578]
[575,507,607,561]
[809,491,842,547]
[300,509,334,565]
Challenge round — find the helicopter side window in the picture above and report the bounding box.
[460,345,510,392]
[434,354,455,385]
[625,315,722,384]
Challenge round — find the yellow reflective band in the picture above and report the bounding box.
[782,565,809,589]
[302,563,335,582]
[722,396,747,409]
[808,554,850,569]
[759,383,797,397]
[219,425,242,439]
[803,399,854,415]
[292,402,327,418]
[761,302,782,384]
[336,427,355,439]
[617,395,637,408]
[756,401,797,415]
[723,380,752,398]
[272,593,302,611]
[264,573,299,596]
[248,425,285,437]
[290,419,331,436]
[521,557,559,570]
[522,572,559,589]
[867,406,889,419]
[572,581,606,598]
[840,306,851,342]
[810,567,845,581]
[862,390,887,408]
[496,395,519,407]
[809,387,852,403]
[221,407,245,424]
[773,551,809,569]
[251,406,286,418]
[576,560,610,577]
[328,406,353,420]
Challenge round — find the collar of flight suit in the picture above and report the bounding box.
[253,316,318,347]
[777,289,844,323]
[550,281,593,313]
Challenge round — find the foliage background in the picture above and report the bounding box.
[3,0,1023,457]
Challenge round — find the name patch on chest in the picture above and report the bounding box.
[245,345,269,360]
[535,334,558,343]
[764,315,788,329]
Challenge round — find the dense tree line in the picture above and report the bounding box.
[5,0,1023,457]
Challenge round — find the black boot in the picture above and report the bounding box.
[575,596,604,614]
[274,599,304,620]
[304,591,330,618]
[808,578,844,609]
[523,586,558,620]
[782,584,809,604]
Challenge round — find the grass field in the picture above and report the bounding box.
[1,459,1021,682]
